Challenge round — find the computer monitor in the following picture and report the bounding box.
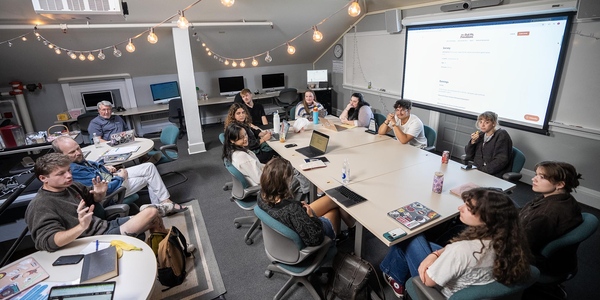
[307,69,328,84]
[261,73,285,92]
[82,91,114,111]
[150,81,181,104]
[218,76,245,96]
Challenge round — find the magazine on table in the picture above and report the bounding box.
[387,201,440,230]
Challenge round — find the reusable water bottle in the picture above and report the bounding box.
[313,107,319,124]
[93,133,100,148]
[342,159,350,184]
[273,111,280,134]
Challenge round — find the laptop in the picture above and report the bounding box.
[48,281,116,300]
[110,130,135,146]
[365,118,378,134]
[295,130,329,158]
[325,185,367,208]
[319,117,348,132]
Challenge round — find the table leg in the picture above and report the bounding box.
[354,223,364,257]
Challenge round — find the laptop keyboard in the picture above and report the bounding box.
[335,185,366,205]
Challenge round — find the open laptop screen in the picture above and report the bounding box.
[48,281,115,300]
[310,131,329,153]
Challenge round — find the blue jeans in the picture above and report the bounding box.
[379,234,442,286]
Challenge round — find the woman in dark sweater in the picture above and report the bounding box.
[257,157,354,246]
[464,111,513,177]
[224,103,275,163]
[520,161,583,274]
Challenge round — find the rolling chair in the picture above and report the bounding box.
[274,88,298,120]
[92,186,131,220]
[234,92,243,104]
[77,111,98,144]
[406,265,540,300]
[168,99,186,139]
[147,125,188,188]
[533,212,598,299]
[423,125,437,152]
[374,113,386,128]
[218,133,233,191]
[461,146,525,181]
[254,205,336,300]
[224,158,261,245]
[104,185,140,215]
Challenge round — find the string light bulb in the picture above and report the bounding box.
[177,10,189,29]
[207,51,212,55]
[67,51,75,59]
[126,38,135,52]
[232,61,237,67]
[54,48,61,54]
[201,42,206,47]
[113,46,122,57]
[147,28,158,44]
[98,50,106,60]
[240,60,246,67]
[348,0,361,17]
[8,42,12,47]
[224,60,229,65]
[48,43,54,49]
[87,52,95,61]
[265,51,272,63]
[221,0,235,7]
[78,53,86,61]
[21,36,27,41]
[312,26,323,42]
[287,43,296,55]
[252,57,258,66]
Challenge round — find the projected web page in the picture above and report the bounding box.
[402,14,570,131]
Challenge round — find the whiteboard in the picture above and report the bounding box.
[343,31,405,96]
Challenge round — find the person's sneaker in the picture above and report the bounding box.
[140,203,168,217]
[186,243,196,253]
[383,272,404,298]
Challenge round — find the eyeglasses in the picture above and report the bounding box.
[395,108,408,112]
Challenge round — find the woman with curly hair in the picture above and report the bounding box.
[380,188,531,298]
[224,103,275,163]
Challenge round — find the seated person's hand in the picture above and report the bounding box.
[262,130,272,140]
[470,130,480,144]
[114,168,128,180]
[91,176,108,195]
[77,200,94,229]
[105,165,117,173]
[386,113,394,123]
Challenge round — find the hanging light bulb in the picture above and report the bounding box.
[252,57,258,66]
[87,52,95,61]
[201,42,206,47]
[147,28,158,44]
[78,53,85,61]
[207,51,212,55]
[43,41,48,46]
[348,0,361,17]
[67,51,75,59]
[48,43,54,49]
[21,36,27,41]
[54,48,61,54]
[126,39,135,52]
[287,43,296,55]
[265,51,272,63]
[240,60,246,67]
[34,31,40,37]
[205,47,210,51]
[221,0,235,7]
[98,50,106,60]
[113,46,122,57]
[177,10,189,29]
[224,60,229,65]
[232,61,237,67]
[8,42,12,47]
[37,36,41,41]
[313,26,323,42]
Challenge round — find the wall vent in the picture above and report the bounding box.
[32,0,123,19]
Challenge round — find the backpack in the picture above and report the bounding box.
[327,252,385,300]
[146,226,192,290]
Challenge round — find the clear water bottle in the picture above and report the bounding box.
[273,111,280,134]
[342,159,350,184]
[93,133,100,148]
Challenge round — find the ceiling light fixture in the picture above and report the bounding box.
[126,38,135,52]
[87,52,95,61]
[113,46,122,57]
[177,10,189,29]
[252,57,258,66]
[232,61,237,67]
[224,60,229,65]
[287,43,296,55]
[265,51,272,63]
[78,53,86,61]
[21,36,27,41]
[312,26,323,42]
[221,0,235,8]
[147,28,158,44]
[54,48,61,54]
[98,50,106,60]
[240,60,245,67]
[348,0,361,17]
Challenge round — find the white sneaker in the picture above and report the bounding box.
[186,243,196,252]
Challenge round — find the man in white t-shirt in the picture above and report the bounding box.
[378,99,427,148]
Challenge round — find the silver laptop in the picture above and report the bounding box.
[109,130,135,146]
[48,281,115,300]
[319,117,348,132]
[295,130,329,158]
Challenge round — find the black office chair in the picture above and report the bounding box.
[77,112,98,144]
[168,99,186,139]
[234,92,243,104]
[461,146,525,181]
[275,88,299,120]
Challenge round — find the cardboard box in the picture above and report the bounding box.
[57,112,69,121]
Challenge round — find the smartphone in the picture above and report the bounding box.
[461,165,477,170]
[52,254,84,266]
[284,143,297,148]
[383,228,407,242]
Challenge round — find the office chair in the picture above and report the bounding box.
[254,205,336,300]
[460,146,525,181]
[104,185,140,215]
[218,133,234,191]
[168,99,186,139]
[77,111,98,144]
[224,158,261,245]
[406,265,540,300]
[93,186,131,220]
[533,212,598,299]
[234,92,243,104]
[147,125,188,188]
[274,88,298,120]
[423,125,437,152]
[374,113,386,128]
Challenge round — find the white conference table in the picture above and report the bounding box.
[82,138,154,165]
[268,117,515,256]
[25,235,156,300]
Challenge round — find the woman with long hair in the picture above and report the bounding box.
[257,157,354,246]
[380,188,531,298]
[294,89,328,121]
[339,92,374,127]
[464,111,513,177]
[224,103,275,163]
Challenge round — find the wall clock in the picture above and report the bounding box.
[333,44,343,59]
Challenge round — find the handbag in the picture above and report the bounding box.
[328,252,385,300]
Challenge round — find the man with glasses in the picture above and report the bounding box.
[88,101,128,142]
[378,99,427,148]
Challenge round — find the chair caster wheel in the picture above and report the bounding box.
[265,270,273,278]
[223,186,228,191]
[234,222,241,229]
[245,238,253,245]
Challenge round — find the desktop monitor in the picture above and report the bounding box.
[261,73,285,92]
[150,81,181,104]
[218,76,245,96]
[82,91,114,111]
[307,69,328,84]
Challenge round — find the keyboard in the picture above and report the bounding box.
[325,185,367,207]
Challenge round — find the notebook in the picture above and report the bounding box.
[0,257,49,299]
[295,130,329,158]
[80,246,118,283]
[48,282,115,300]
[319,117,349,132]
[387,201,440,230]
[109,130,135,146]
[365,118,378,134]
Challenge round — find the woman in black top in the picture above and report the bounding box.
[464,111,513,177]
[224,103,275,163]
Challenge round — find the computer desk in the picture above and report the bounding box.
[268,117,515,256]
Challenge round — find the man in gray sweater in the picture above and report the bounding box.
[25,153,167,252]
